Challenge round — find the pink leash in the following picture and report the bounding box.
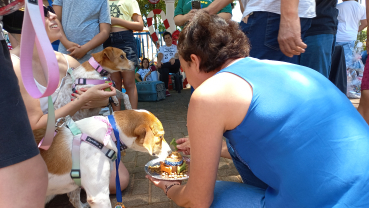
[21,0,60,150]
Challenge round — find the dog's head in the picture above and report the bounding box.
[114,110,171,159]
[92,47,135,74]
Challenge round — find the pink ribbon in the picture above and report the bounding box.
[94,116,113,146]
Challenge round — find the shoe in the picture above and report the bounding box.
[166,91,171,97]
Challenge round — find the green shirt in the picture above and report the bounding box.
[174,0,232,17]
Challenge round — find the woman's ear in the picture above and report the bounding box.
[190,54,201,73]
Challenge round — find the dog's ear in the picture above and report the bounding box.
[134,124,155,155]
[103,47,115,62]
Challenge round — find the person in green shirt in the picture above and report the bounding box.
[174,0,232,26]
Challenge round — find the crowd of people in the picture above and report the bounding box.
[1,0,369,207]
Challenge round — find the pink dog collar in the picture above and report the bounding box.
[88,57,109,77]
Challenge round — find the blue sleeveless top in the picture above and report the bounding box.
[221,57,369,207]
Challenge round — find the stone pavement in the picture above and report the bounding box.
[46,88,242,208]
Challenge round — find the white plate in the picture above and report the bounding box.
[144,158,189,181]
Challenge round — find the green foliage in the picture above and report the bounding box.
[170,138,178,151]
[357,29,367,51]
[137,0,179,32]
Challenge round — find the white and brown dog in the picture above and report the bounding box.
[54,47,134,121]
[34,110,171,208]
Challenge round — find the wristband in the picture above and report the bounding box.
[165,183,180,197]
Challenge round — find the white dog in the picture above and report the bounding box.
[34,110,171,208]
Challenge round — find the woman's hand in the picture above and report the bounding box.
[65,41,81,52]
[71,83,116,108]
[69,45,89,60]
[185,9,197,22]
[176,137,191,155]
[146,175,181,192]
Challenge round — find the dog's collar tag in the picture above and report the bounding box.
[115,202,125,208]
[88,57,109,77]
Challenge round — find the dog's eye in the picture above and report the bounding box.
[120,55,124,59]
[160,136,163,139]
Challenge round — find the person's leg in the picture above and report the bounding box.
[357,58,369,125]
[210,181,266,208]
[0,40,48,207]
[164,60,182,92]
[109,161,130,194]
[299,34,335,78]
[121,70,138,109]
[108,31,139,110]
[240,12,311,64]
[226,139,269,189]
[159,67,170,90]
[163,59,181,73]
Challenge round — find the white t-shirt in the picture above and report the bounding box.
[136,68,152,81]
[242,0,316,18]
[336,1,366,43]
[159,44,177,63]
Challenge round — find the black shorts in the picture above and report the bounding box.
[0,40,39,168]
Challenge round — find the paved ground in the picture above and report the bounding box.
[46,88,242,208]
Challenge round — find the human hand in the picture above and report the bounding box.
[65,41,81,52]
[71,88,111,109]
[157,62,162,68]
[170,58,175,65]
[145,175,181,193]
[186,9,197,22]
[278,16,306,58]
[176,137,191,155]
[68,45,88,60]
[72,83,116,105]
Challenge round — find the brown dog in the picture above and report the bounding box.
[54,47,134,121]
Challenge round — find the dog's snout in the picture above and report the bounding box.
[152,153,156,156]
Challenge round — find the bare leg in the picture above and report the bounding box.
[109,161,130,194]
[121,70,138,109]
[358,90,369,125]
[0,154,48,207]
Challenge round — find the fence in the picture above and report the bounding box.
[134,31,166,64]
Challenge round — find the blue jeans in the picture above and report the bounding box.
[103,30,139,67]
[210,140,267,207]
[299,34,336,78]
[239,12,312,64]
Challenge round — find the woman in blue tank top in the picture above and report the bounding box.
[147,11,369,208]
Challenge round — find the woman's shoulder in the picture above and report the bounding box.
[55,52,80,70]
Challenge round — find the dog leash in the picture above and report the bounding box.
[21,0,59,150]
[108,115,126,208]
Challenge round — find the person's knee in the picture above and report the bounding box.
[109,162,130,193]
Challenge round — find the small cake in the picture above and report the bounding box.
[160,151,187,178]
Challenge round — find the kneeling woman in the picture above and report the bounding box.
[147,11,369,207]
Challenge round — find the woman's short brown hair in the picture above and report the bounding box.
[178,11,250,73]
